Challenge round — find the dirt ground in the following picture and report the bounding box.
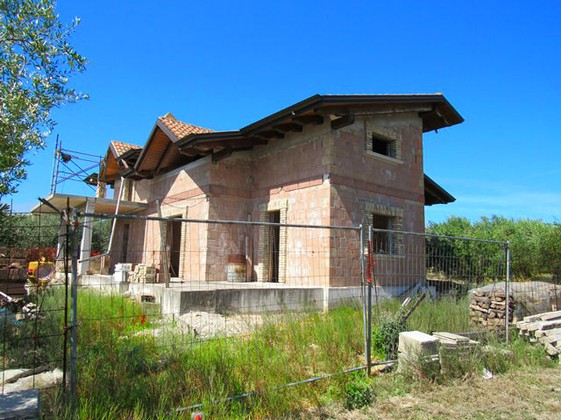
[314,365,561,419]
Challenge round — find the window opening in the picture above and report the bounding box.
[372,214,393,254]
[372,134,396,158]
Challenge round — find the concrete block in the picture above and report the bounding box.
[0,389,41,419]
[398,331,440,374]
[398,331,440,355]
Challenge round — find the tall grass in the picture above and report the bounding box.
[25,289,555,418]
[407,296,473,333]
[46,292,365,418]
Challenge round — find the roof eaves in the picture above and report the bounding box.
[240,94,323,135]
[239,93,463,136]
[424,174,456,205]
[156,118,181,143]
[133,120,162,175]
[178,130,243,148]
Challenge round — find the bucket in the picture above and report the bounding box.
[226,254,247,282]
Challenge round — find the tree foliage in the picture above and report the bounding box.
[427,216,559,281]
[0,207,111,259]
[0,0,86,197]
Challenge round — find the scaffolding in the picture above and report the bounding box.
[49,135,103,195]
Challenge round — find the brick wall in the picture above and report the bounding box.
[118,107,429,287]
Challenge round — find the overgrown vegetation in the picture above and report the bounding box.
[1,285,65,370]
[34,291,365,418]
[4,288,547,418]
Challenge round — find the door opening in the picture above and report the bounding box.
[268,210,280,282]
[168,219,182,277]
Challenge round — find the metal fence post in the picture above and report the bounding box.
[70,208,80,408]
[505,241,511,344]
[366,225,372,375]
[360,225,370,375]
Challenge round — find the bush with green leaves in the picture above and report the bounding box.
[372,314,406,360]
[427,215,559,281]
[343,371,375,410]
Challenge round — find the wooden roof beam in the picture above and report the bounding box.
[331,114,355,130]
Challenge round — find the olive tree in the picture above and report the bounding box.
[0,0,86,197]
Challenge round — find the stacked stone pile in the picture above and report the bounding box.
[129,264,157,283]
[517,310,561,357]
[470,291,514,330]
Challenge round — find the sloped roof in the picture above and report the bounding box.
[424,174,456,205]
[158,113,213,140]
[177,93,464,159]
[131,94,463,182]
[133,114,213,177]
[99,140,143,183]
[110,140,141,159]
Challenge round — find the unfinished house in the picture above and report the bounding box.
[35,94,462,292]
[94,94,463,289]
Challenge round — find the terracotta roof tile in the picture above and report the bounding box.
[110,140,142,158]
[158,113,213,139]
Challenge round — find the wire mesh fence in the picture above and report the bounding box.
[0,213,68,395]
[5,209,561,415]
[69,212,367,414]
[369,228,511,336]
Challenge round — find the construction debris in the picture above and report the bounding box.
[516,310,561,357]
[397,330,440,373]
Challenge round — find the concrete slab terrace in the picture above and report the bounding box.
[78,275,381,316]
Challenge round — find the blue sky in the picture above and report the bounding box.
[7,0,561,224]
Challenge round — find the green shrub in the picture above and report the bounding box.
[372,315,406,359]
[343,372,375,410]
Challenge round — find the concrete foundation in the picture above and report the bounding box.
[76,274,422,316]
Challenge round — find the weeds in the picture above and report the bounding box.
[7,287,556,418]
[343,371,375,410]
[372,314,406,360]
